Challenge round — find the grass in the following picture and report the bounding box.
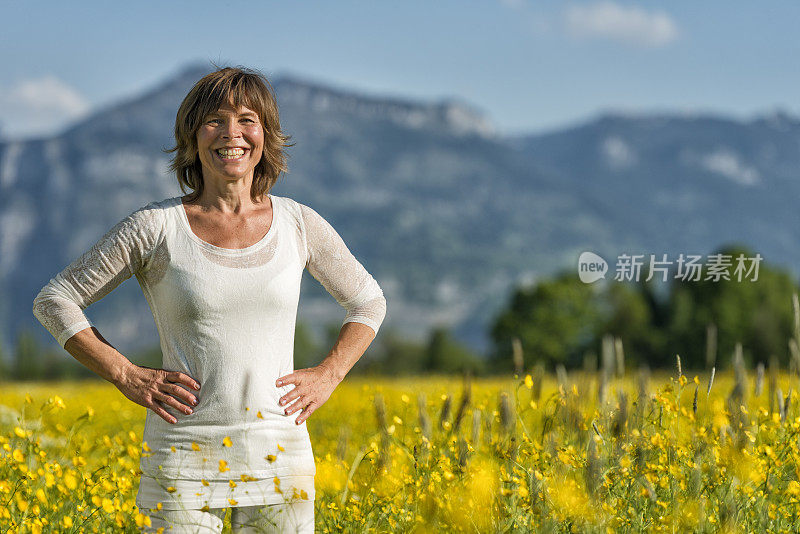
[1,366,799,532]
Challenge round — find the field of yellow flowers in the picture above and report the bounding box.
[2,359,800,533]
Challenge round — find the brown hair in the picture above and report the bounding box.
[165,65,293,202]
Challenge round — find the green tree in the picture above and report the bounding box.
[423,326,485,375]
[599,282,666,368]
[666,245,797,369]
[367,327,426,376]
[13,329,43,380]
[489,270,603,371]
[0,332,9,381]
[293,322,320,370]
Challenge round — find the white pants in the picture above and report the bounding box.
[140,501,315,533]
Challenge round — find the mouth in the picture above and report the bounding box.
[214,147,248,162]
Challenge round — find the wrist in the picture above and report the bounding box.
[319,359,345,383]
[110,356,134,387]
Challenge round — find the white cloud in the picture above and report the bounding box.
[700,149,760,186]
[602,136,636,168]
[565,1,679,48]
[0,76,90,139]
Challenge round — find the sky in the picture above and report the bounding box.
[1,0,799,139]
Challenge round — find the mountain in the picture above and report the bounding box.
[2,63,800,360]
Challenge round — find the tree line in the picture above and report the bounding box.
[3,244,796,381]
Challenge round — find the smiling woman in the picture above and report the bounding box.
[166,65,292,205]
[31,66,387,533]
[197,104,264,181]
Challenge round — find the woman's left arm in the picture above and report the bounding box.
[277,203,387,424]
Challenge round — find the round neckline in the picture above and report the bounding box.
[175,194,278,255]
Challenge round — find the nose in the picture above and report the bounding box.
[222,120,242,139]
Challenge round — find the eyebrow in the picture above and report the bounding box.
[206,110,259,118]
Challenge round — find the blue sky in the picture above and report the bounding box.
[2,0,799,138]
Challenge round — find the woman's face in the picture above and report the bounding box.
[196,101,264,184]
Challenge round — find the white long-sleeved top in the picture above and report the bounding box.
[32,194,386,509]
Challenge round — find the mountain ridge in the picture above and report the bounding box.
[2,63,800,359]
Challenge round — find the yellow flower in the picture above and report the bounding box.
[219,460,230,472]
[170,446,176,453]
[202,479,209,486]
[12,449,24,463]
[53,395,66,410]
[524,375,533,389]
[64,472,78,490]
[223,436,233,447]
[229,480,237,488]
[191,442,200,451]
[228,498,238,505]
[265,454,276,463]
[102,497,115,514]
[13,426,26,439]
[135,512,151,528]
[16,495,28,512]
[277,443,285,452]
[35,488,47,505]
[62,517,73,528]
[257,411,264,419]
[166,487,176,493]
[142,442,151,452]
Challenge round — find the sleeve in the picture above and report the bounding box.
[32,204,163,348]
[298,202,387,336]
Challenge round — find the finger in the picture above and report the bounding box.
[162,383,198,407]
[284,397,306,416]
[150,401,178,424]
[155,391,194,416]
[297,402,316,424]
[279,389,300,407]
[167,371,201,391]
[276,374,296,387]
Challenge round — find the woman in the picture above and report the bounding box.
[32,66,387,533]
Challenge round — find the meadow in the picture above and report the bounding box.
[1,360,799,533]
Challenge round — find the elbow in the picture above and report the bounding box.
[376,291,387,324]
[32,288,51,326]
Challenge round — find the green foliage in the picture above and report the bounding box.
[599,282,666,367]
[489,271,602,371]
[489,244,800,372]
[363,327,427,376]
[13,328,42,380]
[666,245,797,369]
[423,326,485,375]
[294,321,320,369]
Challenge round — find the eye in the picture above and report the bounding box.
[241,118,256,123]
[207,118,221,125]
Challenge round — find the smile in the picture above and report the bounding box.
[215,147,247,161]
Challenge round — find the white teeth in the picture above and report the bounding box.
[216,148,245,157]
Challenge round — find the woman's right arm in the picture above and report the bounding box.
[32,204,200,423]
